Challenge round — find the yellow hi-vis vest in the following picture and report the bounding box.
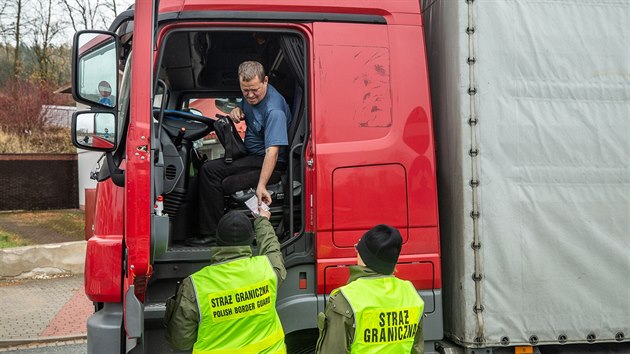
[190,256,286,354]
[339,276,424,354]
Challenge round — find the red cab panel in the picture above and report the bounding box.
[311,19,439,297]
[85,179,125,302]
[320,259,437,296]
[332,164,408,247]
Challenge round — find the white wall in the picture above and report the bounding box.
[77,149,101,209]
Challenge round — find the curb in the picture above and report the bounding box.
[0,335,87,348]
[0,241,86,279]
[0,336,87,350]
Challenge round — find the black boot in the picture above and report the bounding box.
[185,235,215,247]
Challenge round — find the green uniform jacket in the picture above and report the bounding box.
[164,216,286,351]
[315,266,424,354]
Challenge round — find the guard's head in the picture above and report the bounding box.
[216,211,254,246]
[356,224,403,275]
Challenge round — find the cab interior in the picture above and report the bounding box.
[151,29,307,249]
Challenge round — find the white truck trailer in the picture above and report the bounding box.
[424,0,630,352]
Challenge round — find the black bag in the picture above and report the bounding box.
[214,115,247,163]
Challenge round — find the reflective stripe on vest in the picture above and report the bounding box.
[340,276,424,354]
[191,256,286,354]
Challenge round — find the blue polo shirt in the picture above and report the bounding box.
[241,84,292,163]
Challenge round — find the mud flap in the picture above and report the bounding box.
[125,285,144,353]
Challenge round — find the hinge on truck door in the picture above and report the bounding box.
[134,144,149,162]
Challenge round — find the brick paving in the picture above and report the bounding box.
[40,284,92,337]
[0,211,91,348]
[0,275,92,344]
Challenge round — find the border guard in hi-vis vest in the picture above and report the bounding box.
[315,224,425,354]
[164,209,286,353]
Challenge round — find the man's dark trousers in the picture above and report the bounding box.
[197,155,265,240]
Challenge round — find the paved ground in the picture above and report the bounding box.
[0,339,86,353]
[0,275,92,349]
[0,210,90,349]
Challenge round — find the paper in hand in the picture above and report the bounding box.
[245,196,269,217]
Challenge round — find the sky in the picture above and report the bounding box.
[58,0,136,43]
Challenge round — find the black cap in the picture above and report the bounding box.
[216,211,254,246]
[356,224,402,275]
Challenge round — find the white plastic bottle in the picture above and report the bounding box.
[154,195,164,216]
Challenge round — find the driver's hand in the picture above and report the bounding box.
[229,107,245,123]
[256,185,272,207]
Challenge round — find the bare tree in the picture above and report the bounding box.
[0,0,130,85]
[103,0,131,19]
[0,1,10,39]
[0,1,12,58]
[60,0,108,32]
[28,0,64,81]
[12,0,24,76]
[60,0,132,33]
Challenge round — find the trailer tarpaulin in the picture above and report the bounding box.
[424,0,630,347]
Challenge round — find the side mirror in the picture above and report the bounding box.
[72,31,118,108]
[72,112,117,151]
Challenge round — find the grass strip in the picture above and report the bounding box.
[0,230,31,248]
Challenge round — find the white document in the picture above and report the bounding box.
[245,196,269,217]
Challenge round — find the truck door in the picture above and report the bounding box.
[311,21,440,311]
[123,0,155,351]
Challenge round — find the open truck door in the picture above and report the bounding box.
[71,1,158,353]
[120,0,157,352]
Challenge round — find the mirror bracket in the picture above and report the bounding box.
[107,152,125,187]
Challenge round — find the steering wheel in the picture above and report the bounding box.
[155,109,215,141]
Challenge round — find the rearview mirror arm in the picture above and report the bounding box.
[107,151,125,187]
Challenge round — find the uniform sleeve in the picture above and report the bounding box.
[164,277,200,351]
[254,216,286,285]
[315,292,354,354]
[263,109,289,148]
[411,315,424,354]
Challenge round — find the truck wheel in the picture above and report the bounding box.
[286,329,318,354]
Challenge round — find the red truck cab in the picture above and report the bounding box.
[71,1,440,352]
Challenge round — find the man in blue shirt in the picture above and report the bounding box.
[190,61,291,246]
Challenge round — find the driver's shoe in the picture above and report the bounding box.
[185,235,215,247]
